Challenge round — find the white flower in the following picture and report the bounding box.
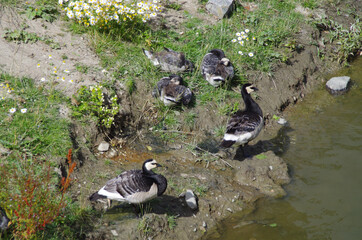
[248,52,254,57]
[21,108,27,113]
[238,51,243,55]
[237,37,242,41]
[231,39,237,43]
[9,108,16,114]
[241,31,245,35]
[37,63,40,68]
[236,32,241,36]
[48,55,52,59]
[41,77,46,82]
[245,29,250,33]
[64,69,70,73]
[67,10,74,19]
[69,79,74,83]
[239,41,244,46]
[253,37,256,40]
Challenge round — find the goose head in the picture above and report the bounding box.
[143,159,162,172]
[220,57,230,66]
[242,83,258,95]
[169,74,183,85]
[184,59,195,72]
[209,49,226,59]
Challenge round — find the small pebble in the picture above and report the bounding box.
[277,118,287,125]
[202,221,207,228]
[111,230,118,236]
[227,208,233,213]
[98,141,110,152]
[185,189,198,210]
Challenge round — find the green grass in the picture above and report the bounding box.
[69,0,306,142]
[0,74,71,157]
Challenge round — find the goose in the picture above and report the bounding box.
[220,83,263,156]
[201,49,234,87]
[152,75,193,106]
[142,47,194,73]
[0,207,10,231]
[152,74,183,98]
[89,159,167,207]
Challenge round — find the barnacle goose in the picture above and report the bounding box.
[142,47,194,73]
[89,159,167,207]
[152,74,192,106]
[220,83,263,155]
[201,49,234,87]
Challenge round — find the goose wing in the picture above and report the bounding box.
[103,170,154,198]
[153,77,171,97]
[226,112,262,135]
[163,51,185,68]
[201,53,219,77]
[180,86,193,105]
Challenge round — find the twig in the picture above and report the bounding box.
[154,129,196,135]
[180,141,233,168]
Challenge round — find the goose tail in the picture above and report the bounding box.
[89,192,106,201]
[220,140,235,148]
[142,48,153,60]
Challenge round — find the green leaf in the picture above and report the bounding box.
[272,114,280,120]
[269,223,278,228]
[256,154,267,160]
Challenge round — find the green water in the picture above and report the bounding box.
[205,57,362,240]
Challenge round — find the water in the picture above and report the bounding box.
[204,57,362,240]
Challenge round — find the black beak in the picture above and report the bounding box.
[155,163,162,168]
[252,86,259,91]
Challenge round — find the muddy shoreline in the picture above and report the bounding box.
[0,0,360,239]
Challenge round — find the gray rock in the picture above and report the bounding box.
[326,76,350,95]
[206,0,234,19]
[185,189,198,210]
[233,151,290,198]
[98,141,110,152]
[106,148,117,158]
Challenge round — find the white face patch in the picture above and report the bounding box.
[221,58,230,66]
[246,85,255,94]
[170,78,180,85]
[145,160,158,171]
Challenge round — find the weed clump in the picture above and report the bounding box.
[72,84,120,129]
[0,150,75,239]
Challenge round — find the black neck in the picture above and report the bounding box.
[142,165,155,176]
[241,90,263,116]
[150,175,167,196]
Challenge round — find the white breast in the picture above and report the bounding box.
[125,183,158,204]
